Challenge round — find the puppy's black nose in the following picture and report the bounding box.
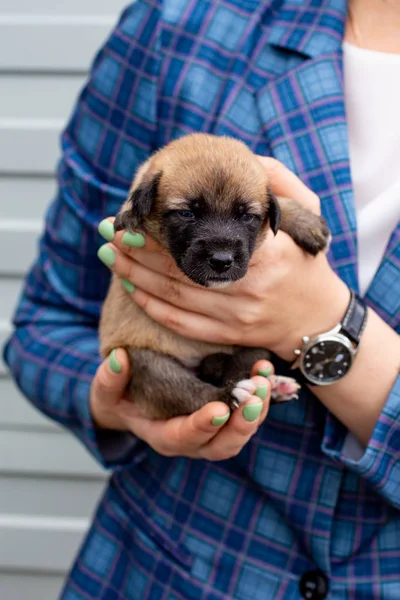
[209,251,234,273]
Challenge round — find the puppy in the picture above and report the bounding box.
[99,134,330,419]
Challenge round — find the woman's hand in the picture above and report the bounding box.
[96,157,400,445]
[90,348,272,460]
[98,158,350,362]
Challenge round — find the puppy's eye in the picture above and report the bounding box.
[177,210,195,219]
[240,213,256,223]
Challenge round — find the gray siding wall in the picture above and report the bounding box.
[0,3,128,598]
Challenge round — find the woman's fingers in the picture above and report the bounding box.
[98,216,188,283]
[198,377,271,461]
[133,287,236,344]
[97,240,255,329]
[125,400,230,456]
[98,217,163,253]
[90,348,136,431]
[125,375,270,460]
[97,241,212,308]
[252,359,275,378]
[96,240,268,343]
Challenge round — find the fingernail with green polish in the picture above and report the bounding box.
[243,402,263,422]
[255,385,269,401]
[212,412,230,426]
[257,367,272,377]
[97,245,116,267]
[122,231,146,248]
[109,349,122,374]
[98,219,115,242]
[122,278,135,293]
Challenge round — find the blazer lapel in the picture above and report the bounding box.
[242,0,356,288]
[255,52,359,291]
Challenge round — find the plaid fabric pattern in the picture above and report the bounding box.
[3,1,400,598]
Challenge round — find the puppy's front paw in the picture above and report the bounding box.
[269,375,301,403]
[301,215,331,256]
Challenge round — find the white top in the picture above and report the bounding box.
[342,42,400,460]
[343,42,400,296]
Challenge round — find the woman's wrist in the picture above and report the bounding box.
[272,264,351,362]
[270,266,399,445]
[312,307,400,445]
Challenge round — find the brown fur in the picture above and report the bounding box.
[98,133,330,418]
[99,281,231,363]
[113,135,274,247]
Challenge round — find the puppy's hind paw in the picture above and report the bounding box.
[229,379,255,410]
[269,375,301,404]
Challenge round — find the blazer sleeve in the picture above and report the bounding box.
[3,0,162,469]
[322,373,400,510]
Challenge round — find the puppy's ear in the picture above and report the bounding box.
[267,187,281,235]
[129,170,162,224]
[114,171,162,232]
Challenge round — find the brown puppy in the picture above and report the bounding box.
[99,134,330,419]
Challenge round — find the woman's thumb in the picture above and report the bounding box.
[92,348,131,404]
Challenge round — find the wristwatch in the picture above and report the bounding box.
[291,290,368,386]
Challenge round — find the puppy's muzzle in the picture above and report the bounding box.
[184,235,248,286]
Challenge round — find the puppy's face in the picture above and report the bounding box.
[115,135,281,287]
[162,193,273,288]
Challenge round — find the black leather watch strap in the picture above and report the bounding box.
[340,291,368,347]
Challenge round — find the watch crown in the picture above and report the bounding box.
[302,336,310,344]
[293,349,301,356]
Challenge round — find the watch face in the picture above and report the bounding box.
[302,339,353,385]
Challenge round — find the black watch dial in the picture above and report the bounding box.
[302,339,353,384]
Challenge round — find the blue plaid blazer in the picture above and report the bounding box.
[4,1,400,598]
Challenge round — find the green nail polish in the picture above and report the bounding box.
[98,219,115,242]
[122,231,146,248]
[97,245,116,267]
[243,402,263,422]
[109,349,122,374]
[257,367,272,377]
[122,278,135,293]
[212,412,230,426]
[255,385,269,401]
